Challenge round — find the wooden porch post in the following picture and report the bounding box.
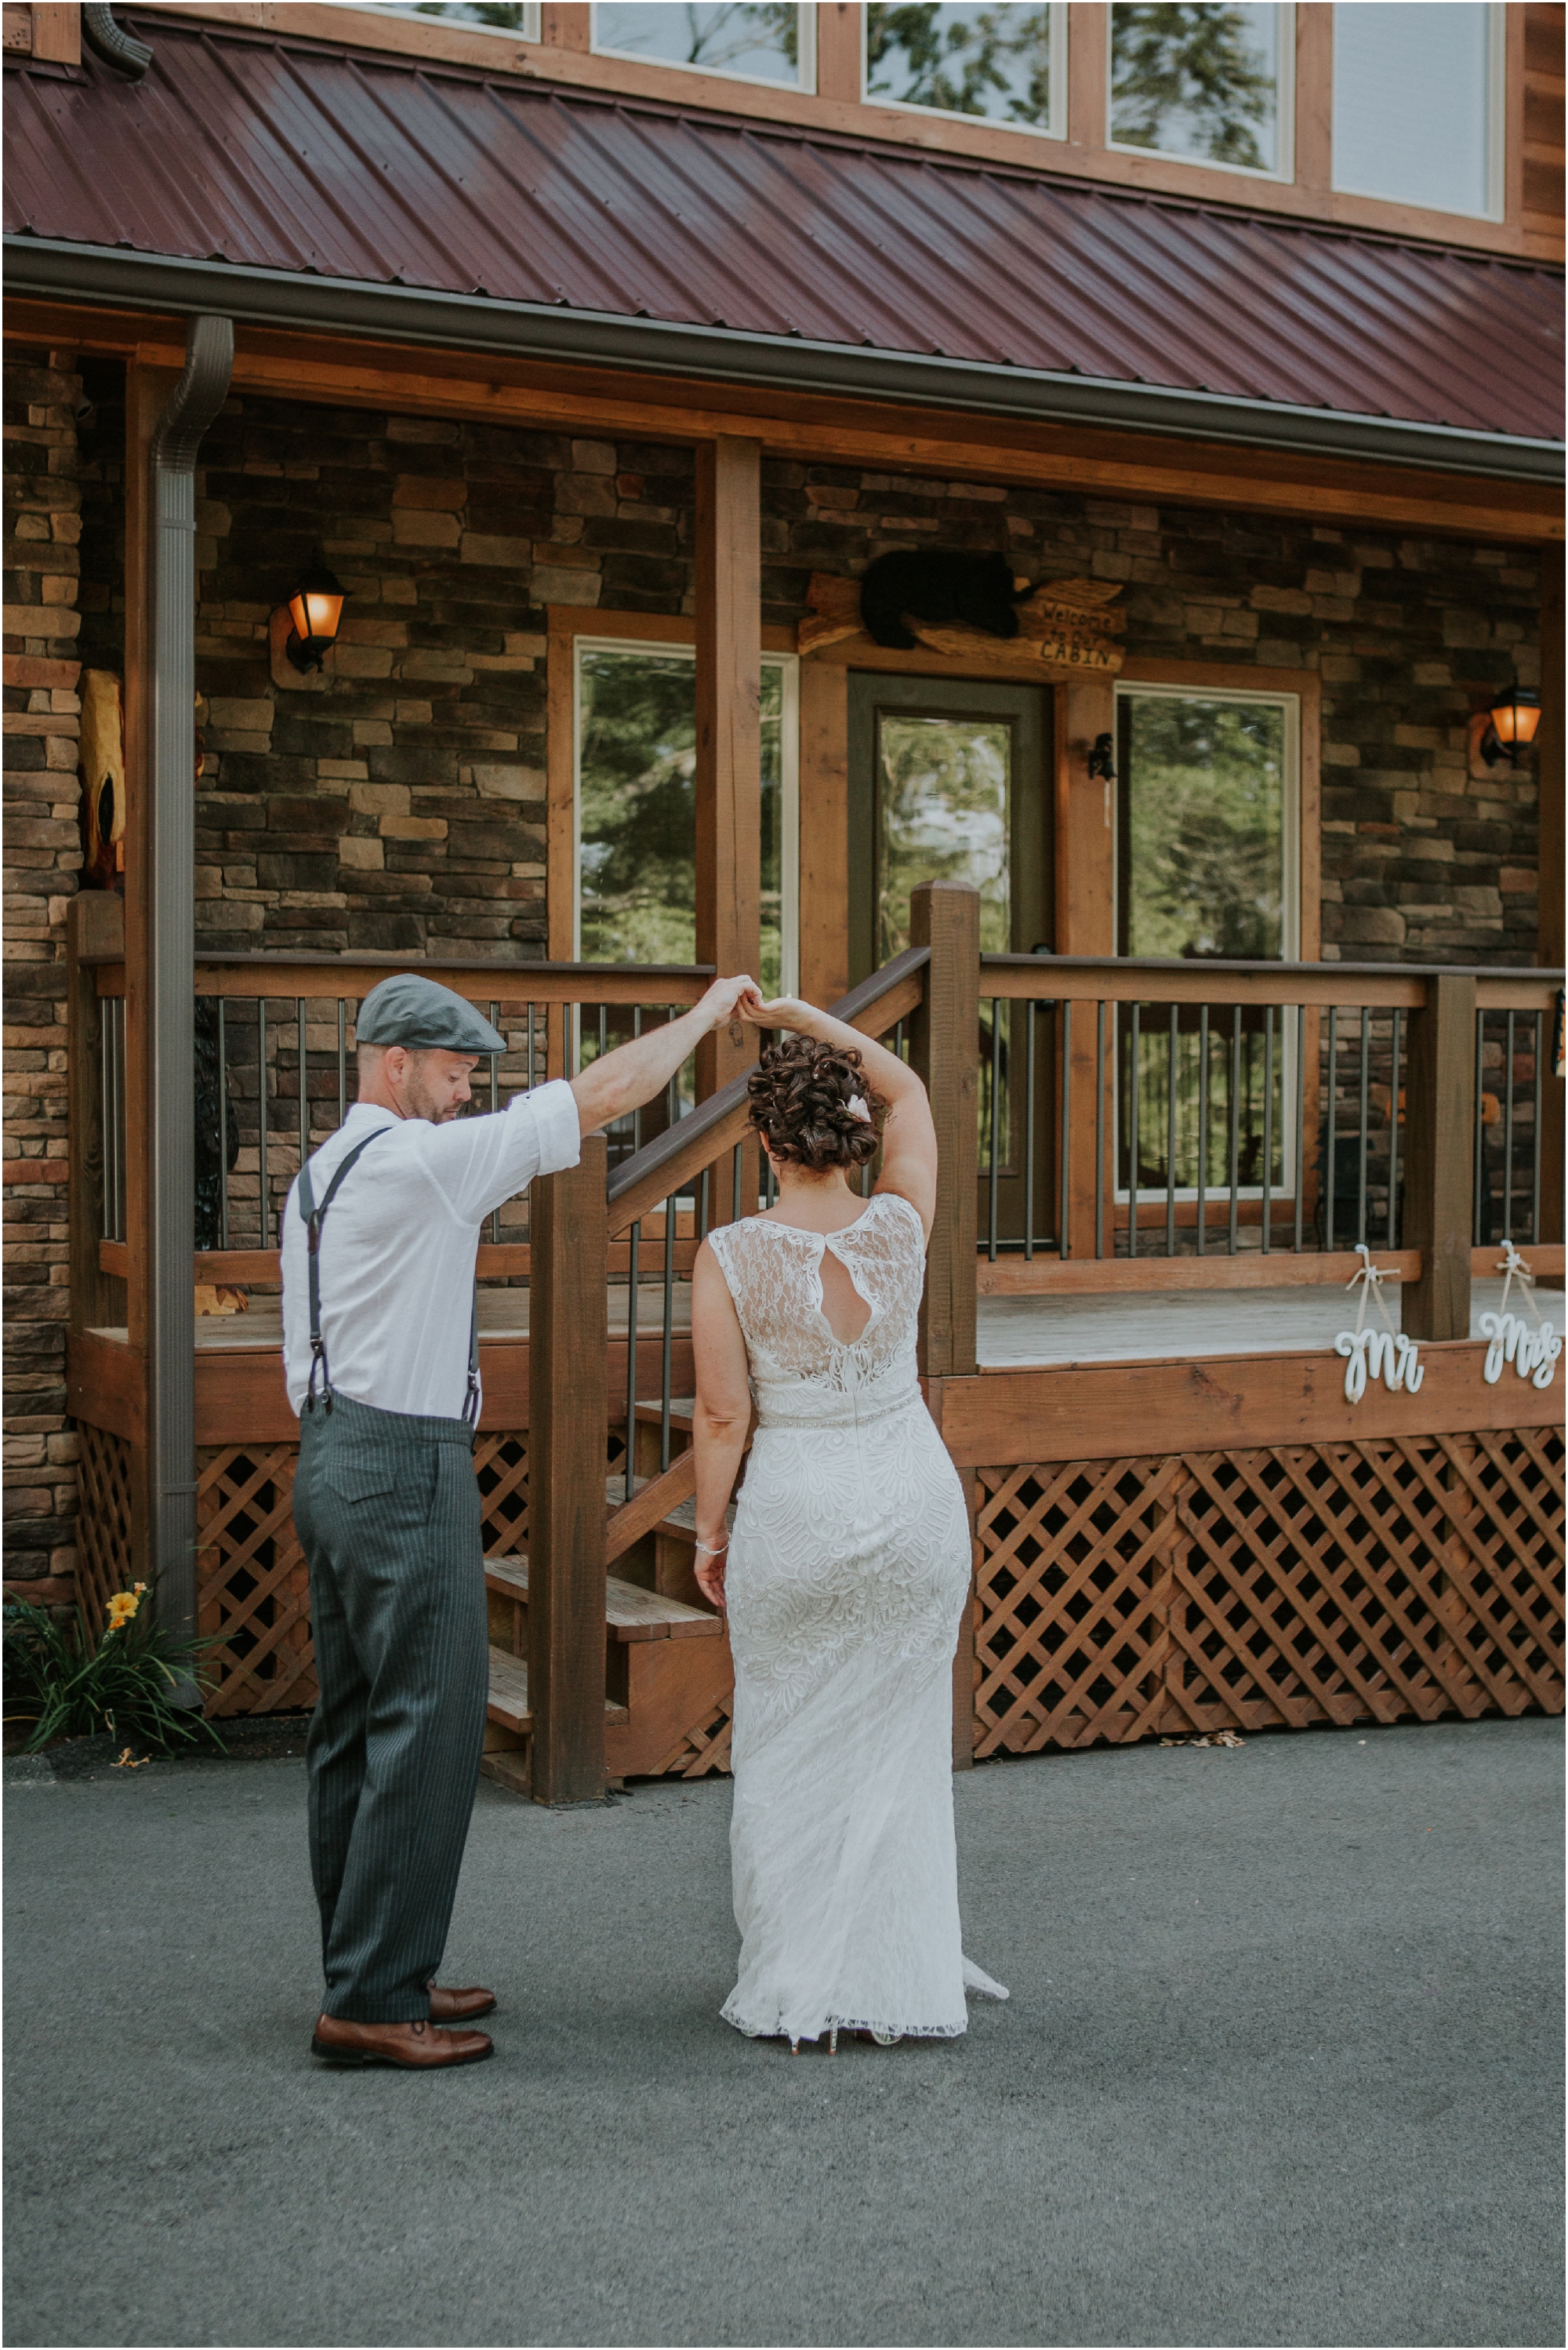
[528,1135,609,1803]
[910,881,979,1768]
[694,435,762,1108]
[1537,545,1564,1280]
[1056,681,1116,1251]
[1403,974,1477,1343]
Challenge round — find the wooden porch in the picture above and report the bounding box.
[63,881,1565,1797]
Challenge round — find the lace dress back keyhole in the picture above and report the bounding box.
[707,1190,1007,2045]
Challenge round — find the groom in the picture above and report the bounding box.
[281,968,756,2070]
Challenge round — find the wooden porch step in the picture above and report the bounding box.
[485,1553,721,1642]
[485,1646,631,1735]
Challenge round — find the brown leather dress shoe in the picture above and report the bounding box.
[311,2014,492,2069]
[427,1982,497,2022]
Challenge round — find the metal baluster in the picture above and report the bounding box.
[699,1165,710,1244]
[258,998,269,1248]
[1294,1005,1305,1254]
[1094,1000,1105,1259]
[217,1001,230,1249]
[297,996,308,1177]
[666,1004,678,1131]
[1387,1010,1401,1250]
[527,1003,536,1091]
[1128,1003,1140,1261]
[564,1001,573,1081]
[987,1001,1001,1262]
[1472,1011,1486,1248]
[1261,1003,1273,1256]
[337,998,347,1132]
[1196,1004,1209,1258]
[660,1190,677,1473]
[1503,1008,1515,1243]
[732,1142,742,1224]
[1023,999,1036,1262]
[1165,1003,1178,1257]
[624,1219,640,1503]
[1335,1010,1345,1269]
[1228,1006,1241,1255]
[895,1018,906,1063]
[1059,1001,1073,1262]
[1532,1009,1544,1245]
[1356,1006,1370,1247]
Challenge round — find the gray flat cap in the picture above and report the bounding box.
[357,974,506,1055]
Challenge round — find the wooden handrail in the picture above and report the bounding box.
[93,953,716,1007]
[979,953,1565,1011]
[604,947,930,1237]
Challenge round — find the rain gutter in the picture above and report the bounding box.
[147,313,233,1655]
[6,238,1561,484]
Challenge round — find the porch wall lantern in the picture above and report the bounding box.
[283,554,347,673]
[1479,686,1541,768]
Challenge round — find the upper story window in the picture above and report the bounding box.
[863,3,1066,138]
[592,3,815,91]
[346,2,541,35]
[1109,2,1292,179]
[1332,3,1503,220]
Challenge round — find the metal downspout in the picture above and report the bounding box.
[147,315,233,1650]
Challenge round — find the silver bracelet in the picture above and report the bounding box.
[694,1538,728,1557]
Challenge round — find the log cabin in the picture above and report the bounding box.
[3,0,1563,1795]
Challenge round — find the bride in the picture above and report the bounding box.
[690,992,1007,2052]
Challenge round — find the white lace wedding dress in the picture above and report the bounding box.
[706,1189,1008,2046]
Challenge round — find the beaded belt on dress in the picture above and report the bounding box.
[753,1382,924,1433]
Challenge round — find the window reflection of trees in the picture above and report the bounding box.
[866,4,1054,126]
[1110,2,1279,171]
[1117,692,1290,1204]
[595,3,801,78]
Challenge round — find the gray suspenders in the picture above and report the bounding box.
[298,1128,481,1427]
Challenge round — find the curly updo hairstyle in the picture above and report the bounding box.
[747,1036,886,1174]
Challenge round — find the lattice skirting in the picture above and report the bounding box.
[192,1433,534,1719]
[974,1431,1566,1756]
[76,1424,135,1633]
[653,1692,735,1778]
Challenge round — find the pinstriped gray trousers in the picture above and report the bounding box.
[293,1394,489,2023]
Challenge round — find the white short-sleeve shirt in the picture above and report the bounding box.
[281,1080,580,1422]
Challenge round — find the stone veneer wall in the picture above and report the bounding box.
[3,349,86,1592]
[187,392,1541,967]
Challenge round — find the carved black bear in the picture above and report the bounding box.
[858,549,1032,651]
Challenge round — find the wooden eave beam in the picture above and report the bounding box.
[6,299,1560,543]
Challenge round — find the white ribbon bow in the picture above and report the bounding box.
[846,1093,872,1124]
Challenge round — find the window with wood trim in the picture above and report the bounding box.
[573,638,799,993]
[1332,2,1504,221]
[862,3,1067,138]
[344,1,542,38]
[591,2,815,90]
[1113,683,1301,1203]
[1109,2,1294,180]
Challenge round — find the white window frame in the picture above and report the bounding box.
[1112,679,1301,1208]
[1106,0,1296,183]
[590,2,816,95]
[572,636,800,994]
[340,2,542,40]
[860,2,1069,142]
[1330,1,1505,222]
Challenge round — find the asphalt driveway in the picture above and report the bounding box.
[5,1716,1562,2348]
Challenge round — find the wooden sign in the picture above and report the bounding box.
[797,571,1125,679]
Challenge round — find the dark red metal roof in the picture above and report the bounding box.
[4,8,1562,445]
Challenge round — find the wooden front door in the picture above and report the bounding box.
[848,673,1054,1245]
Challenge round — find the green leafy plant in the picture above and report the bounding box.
[3,1582,226,1757]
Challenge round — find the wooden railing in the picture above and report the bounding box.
[975,953,1561,1303]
